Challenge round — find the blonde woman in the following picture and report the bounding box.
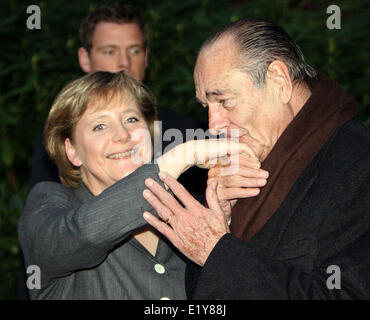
[18,71,253,299]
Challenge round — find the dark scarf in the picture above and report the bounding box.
[231,74,357,242]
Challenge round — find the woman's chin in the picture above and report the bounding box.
[118,164,141,180]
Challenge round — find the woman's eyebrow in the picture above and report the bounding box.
[86,108,140,121]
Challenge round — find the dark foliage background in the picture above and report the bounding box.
[0,0,369,299]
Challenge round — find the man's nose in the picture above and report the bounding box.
[208,106,229,136]
[112,124,130,143]
[117,52,130,70]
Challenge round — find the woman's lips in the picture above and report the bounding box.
[106,148,136,160]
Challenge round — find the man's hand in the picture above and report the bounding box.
[208,154,269,216]
[142,171,229,266]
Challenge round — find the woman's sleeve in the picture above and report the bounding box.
[18,164,162,284]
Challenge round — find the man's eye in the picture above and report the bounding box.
[103,49,115,55]
[128,47,142,55]
[220,99,233,108]
[93,124,106,131]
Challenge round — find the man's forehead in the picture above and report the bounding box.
[92,21,144,44]
[195,36,238,74]
[194,43,238,97]
[207,34,236,53]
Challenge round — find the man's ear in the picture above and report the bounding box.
[267,60,293,104]
[65,138,82,167]
[78,47,92,73]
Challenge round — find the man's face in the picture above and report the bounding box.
[80,22,148,81]
[194,37,286,161]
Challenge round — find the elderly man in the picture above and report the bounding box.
[143,19,370,299]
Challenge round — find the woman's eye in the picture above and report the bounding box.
[126,117,139,123]
[93,124,106,131]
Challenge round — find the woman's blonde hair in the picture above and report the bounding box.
[44,71,157,189]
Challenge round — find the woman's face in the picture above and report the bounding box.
[65,93,152,195]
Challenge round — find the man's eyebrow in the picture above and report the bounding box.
[195,89,229,105]
[195,90,224,105]
[127,44,144,48]
[96,44,117,50]
[206,90,224,99]
[96,43,144,50]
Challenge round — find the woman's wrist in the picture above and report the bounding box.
[156,141,193,179]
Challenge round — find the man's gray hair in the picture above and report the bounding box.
[201,19,317,88]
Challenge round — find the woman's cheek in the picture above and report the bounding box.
[131,127,153,165]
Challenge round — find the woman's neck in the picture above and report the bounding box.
[132,226,160,256]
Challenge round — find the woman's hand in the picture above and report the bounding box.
[156,139,257,180]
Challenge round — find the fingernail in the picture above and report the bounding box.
[143,212,150,219]
[211,180,218,189]
[145,178,153,187]
[253,162,261,169]
[241,152,250,159]
[143,189,150,198]
[158,171,166,180]
[260,171,269,178]
[258,179,267,185]
[252,189,260,195]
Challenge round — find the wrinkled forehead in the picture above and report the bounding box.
[194,39,239,99]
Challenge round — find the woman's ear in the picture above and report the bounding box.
[65,138,82,167]
[267,60,293,104]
